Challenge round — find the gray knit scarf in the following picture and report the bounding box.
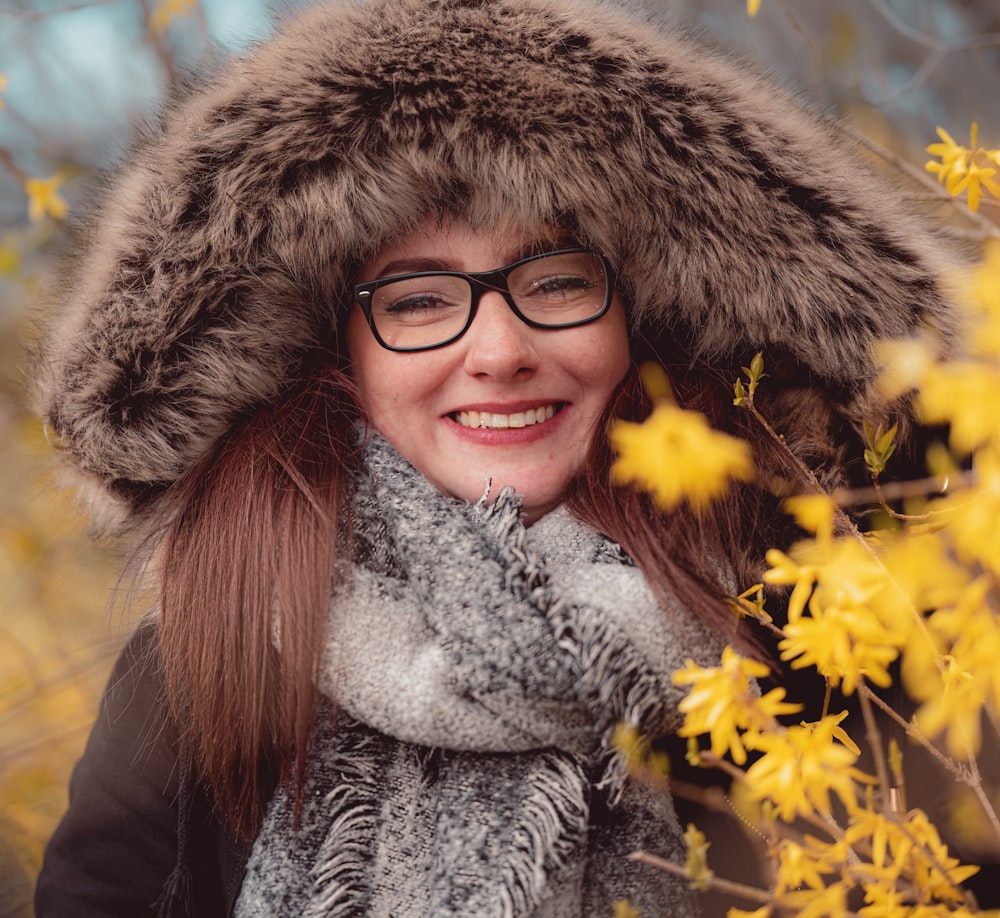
[235,433,729,917]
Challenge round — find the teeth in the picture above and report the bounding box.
[455,404,557,429]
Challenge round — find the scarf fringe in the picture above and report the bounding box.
[305,726,383,918]
[236,434,710,917]
[496,752,591,916]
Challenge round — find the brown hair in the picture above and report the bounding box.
[155,330,797,844]
[157,359,360,841]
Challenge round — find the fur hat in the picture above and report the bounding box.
[35,0,959,531]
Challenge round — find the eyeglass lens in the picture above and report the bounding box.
[366,251,608,350]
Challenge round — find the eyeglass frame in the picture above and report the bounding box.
[351,246,618,353]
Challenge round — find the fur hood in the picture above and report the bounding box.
[35,0,958,531]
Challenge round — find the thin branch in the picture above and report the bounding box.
[963,753,1000,854]
[0,148,29,184]
[138,0,180,87]
[864,0,1000,52]
[694,751,750,787]
[840,473,982,524]
[667,777,743,818]
[842,125,1000,240]
[865,46,946,107]
[0,1,115,19]
[742,396,868,546]
[857,676,892,808]
[862,687,956,774]
[863,687,1000,846]
[870,475,936,521]
[628,850,773,907]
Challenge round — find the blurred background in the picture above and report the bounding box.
[1,1,998,915]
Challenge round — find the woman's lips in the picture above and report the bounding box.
[451,403,559,429]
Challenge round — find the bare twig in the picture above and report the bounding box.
[628,850,773,907]
[865,46,946,108]
[857,676,892,807]
[843,125,1000,240]
[863,687,1000,845]
[138,0,180,86]
[864,0,1000,52]
[0,148,29,184]
[1,1,115,19]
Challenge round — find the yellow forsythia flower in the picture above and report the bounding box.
[610,400,753,512]
[874,337,938,402]
[150,0,197,34]
[609,722,670,779]
[880,245,1000,445]
[612,900,640,918]
[919,359,1000,455]
[926,126,969,189]
[747,0,763,16]
[673,646,801,765]
[766,536,891,630]
[683,823,714,891]
[935,449,1000,577]
[902,574,1000,760]
[779,603,905,694]
[846,806,979,904]
[926,123,1000,212]
[900,809,980,899]
[774,839,831,895]
[767,530,912,697]
[783,880,848,918]
[963,239,1000,357]
[783,494,835,544]
[875,530,968,637]
[24,173,68,222]
[743,715,874,820]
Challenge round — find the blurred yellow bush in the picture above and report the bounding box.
[0,320,124,914]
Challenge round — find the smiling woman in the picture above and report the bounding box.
[347,218,631,523]
[29,0,959,915]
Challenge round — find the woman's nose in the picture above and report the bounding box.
[461,291,539,380]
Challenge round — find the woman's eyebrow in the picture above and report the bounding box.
[501,235,581,263]
[369,236,582,280]
[369,256,453,279]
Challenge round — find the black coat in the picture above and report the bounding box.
[35,626,252,917]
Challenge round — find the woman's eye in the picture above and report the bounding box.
[383,294,450,315]
[376,288,467,327]
[528,274,593,297]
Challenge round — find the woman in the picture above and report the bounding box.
[33,0,957,915]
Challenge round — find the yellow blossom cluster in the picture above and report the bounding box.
[926,124,1000,212]
[24,173,68,223]
[748,247,1000,766]
[621,251,1000,914]
[877,243,1000,759]
[725,806,980,918]
[610,364,754,512]
[765,510,908,696]
[150,0,198,34]
[672,643,983,914]
[1,74,70,223]
[673,646,802,766]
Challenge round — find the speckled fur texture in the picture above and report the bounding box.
[34,0,959,530]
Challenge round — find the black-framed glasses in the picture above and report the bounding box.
[352,247,616,352]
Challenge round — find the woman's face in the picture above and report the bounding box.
[346,218,631,523]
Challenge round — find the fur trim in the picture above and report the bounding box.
[34,0,959,529]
